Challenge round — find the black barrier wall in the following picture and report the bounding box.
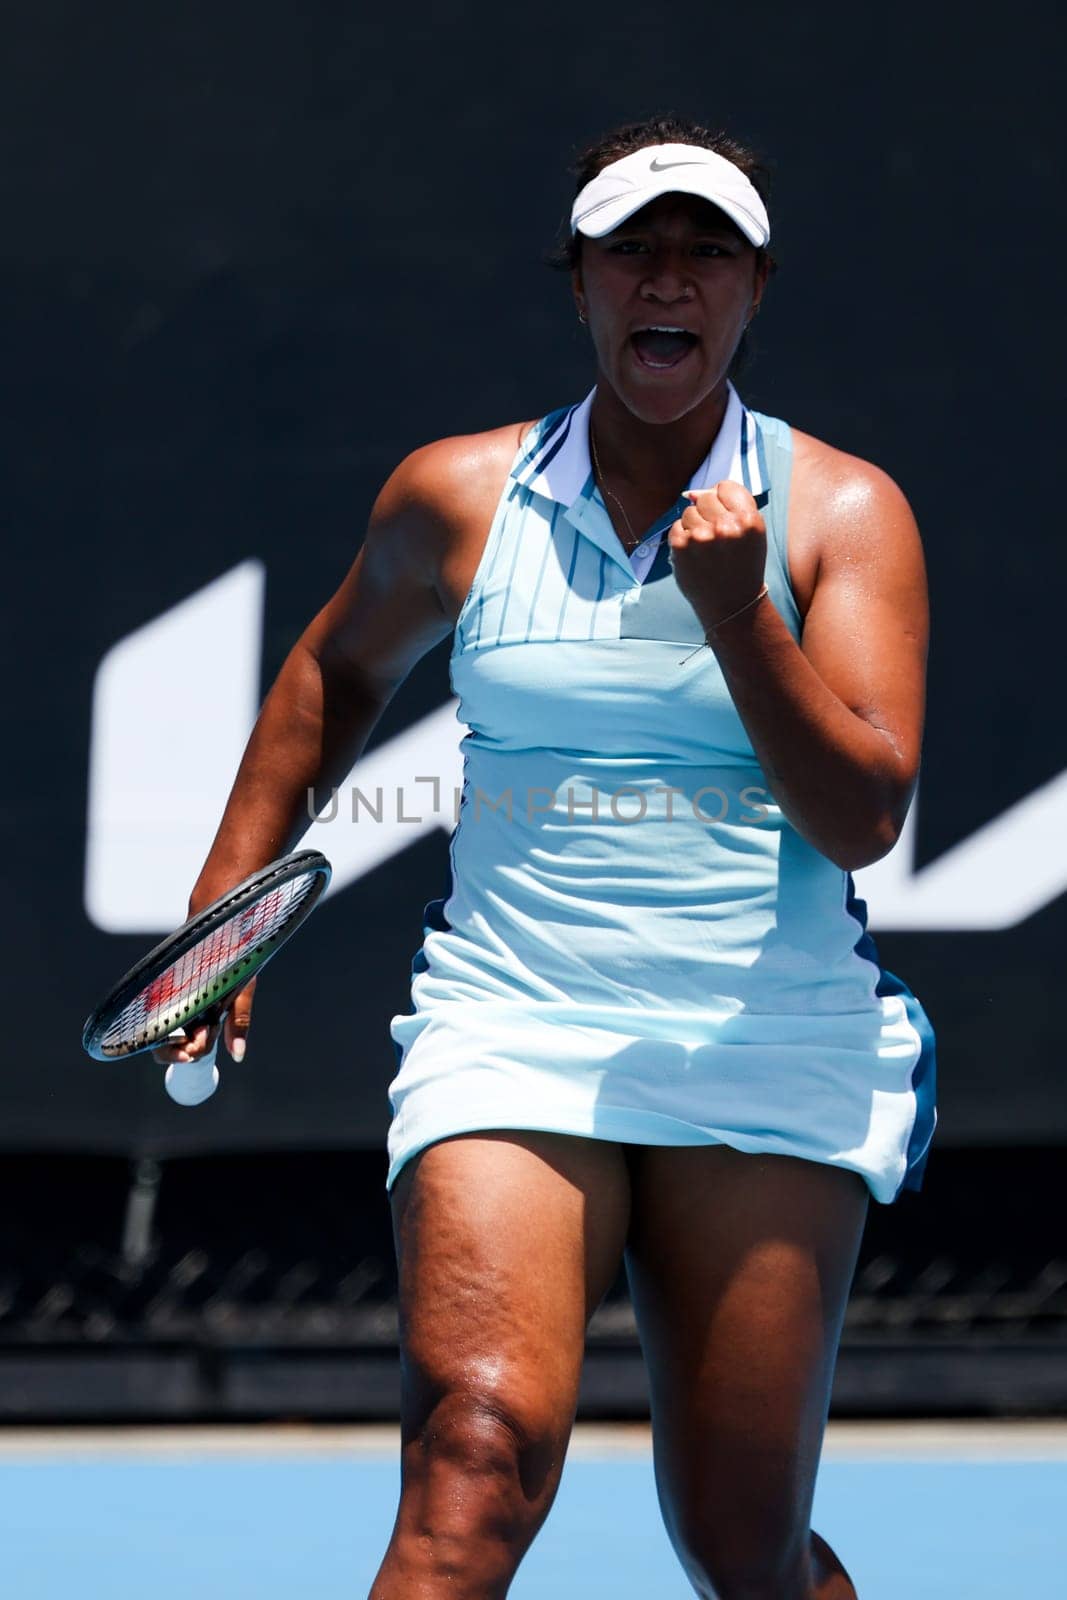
[2,1,1063,1153]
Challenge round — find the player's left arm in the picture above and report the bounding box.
[708,456,930,871]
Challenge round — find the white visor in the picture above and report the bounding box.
[570,142,770,247]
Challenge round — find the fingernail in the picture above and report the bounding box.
[230,1038,246,1062]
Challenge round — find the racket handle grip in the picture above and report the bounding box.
[164,1036,220,1106]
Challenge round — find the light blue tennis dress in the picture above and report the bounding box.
[387,381,936,1204]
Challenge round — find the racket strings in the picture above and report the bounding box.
[100,871,320,1050]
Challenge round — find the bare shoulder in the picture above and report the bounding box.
[372,421,534,542]
[786,426,927,611]
[791,426,918,522]
[304,420,536,700]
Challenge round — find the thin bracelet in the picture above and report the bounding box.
[677,583,770,666]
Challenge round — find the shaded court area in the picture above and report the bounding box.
[1,1423,1064,1597]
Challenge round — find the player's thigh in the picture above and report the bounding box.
[390,1130,631,1459]
[624,1144,868,1563]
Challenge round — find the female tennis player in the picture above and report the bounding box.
[158,115,935,1598]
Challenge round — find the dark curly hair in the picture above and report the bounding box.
[549,114,778,380]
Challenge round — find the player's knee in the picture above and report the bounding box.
[407,1377,567,1528]
[688,1554,808,1600]
[669,1511,809,1600]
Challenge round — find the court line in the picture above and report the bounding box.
[1,1420,1066,1459]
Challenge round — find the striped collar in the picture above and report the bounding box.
[510,379,767,509]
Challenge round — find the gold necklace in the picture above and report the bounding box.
[589,426,647,554]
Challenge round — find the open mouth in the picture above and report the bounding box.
[630,326,700,370]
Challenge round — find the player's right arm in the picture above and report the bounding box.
[193,445,461,894]
[152,439,467,1067]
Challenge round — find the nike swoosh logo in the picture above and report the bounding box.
[648,158,710,172]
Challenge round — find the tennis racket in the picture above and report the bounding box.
[82,850,332,1105]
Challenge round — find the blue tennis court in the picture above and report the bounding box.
[1,1425,1064,1597]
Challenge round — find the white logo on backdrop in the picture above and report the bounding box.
[85,564,1066,933]
[84,562,267,932]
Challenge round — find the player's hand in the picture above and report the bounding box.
[221,978,255,1061]
[668,480,767,624]
[151,1015,220,1067]
[149,874,260,1066]
[148,978,256,1066]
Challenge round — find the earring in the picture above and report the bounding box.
[577,308,587,325]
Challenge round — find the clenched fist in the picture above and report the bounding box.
[668,480,768,629]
